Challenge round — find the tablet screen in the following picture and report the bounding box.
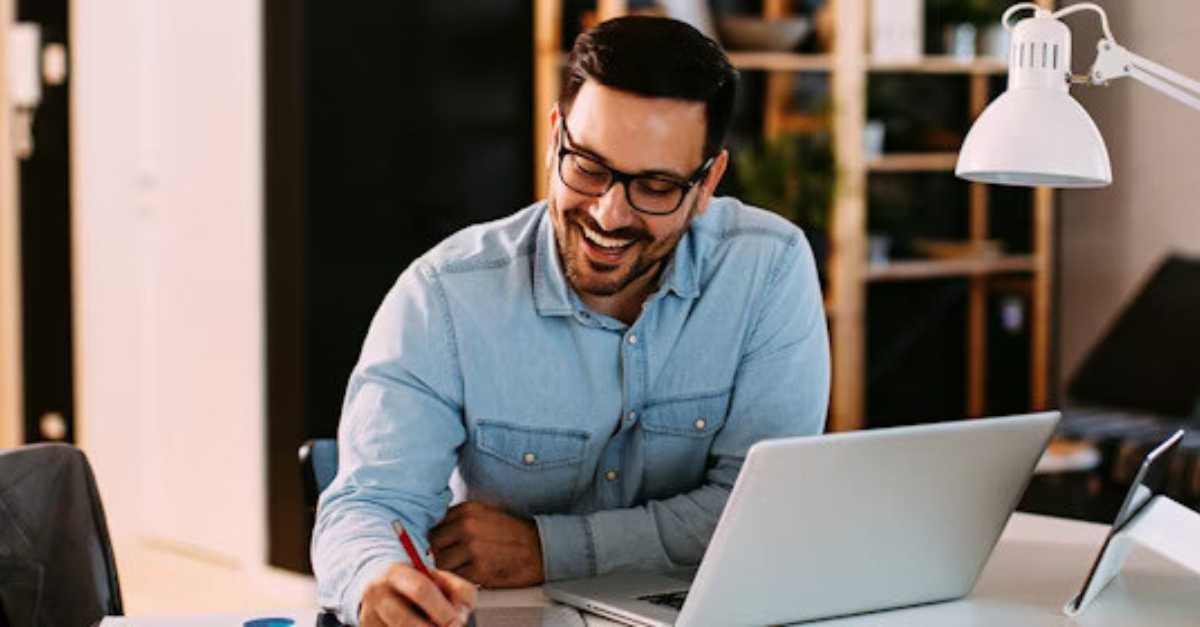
[1069,429,1184,610]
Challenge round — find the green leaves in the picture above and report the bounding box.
[734,133,835,229]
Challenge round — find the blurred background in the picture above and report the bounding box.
[1,0,1197,615]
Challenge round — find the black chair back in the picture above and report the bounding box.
[300,438,339,512]
[0,444,123,626]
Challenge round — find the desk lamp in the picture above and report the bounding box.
[956,2,1200,188]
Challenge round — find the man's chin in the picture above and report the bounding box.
[569,270,629,297]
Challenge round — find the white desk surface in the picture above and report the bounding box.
[100,512,1200,626]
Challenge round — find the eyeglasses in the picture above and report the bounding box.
[557,123,714,216]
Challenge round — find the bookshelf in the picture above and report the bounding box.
[532,0,1056,431]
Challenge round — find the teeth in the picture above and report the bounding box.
[581,225,634,249]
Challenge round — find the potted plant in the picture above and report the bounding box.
[734,132,835,278]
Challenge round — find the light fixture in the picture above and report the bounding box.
[956,2,1200,188]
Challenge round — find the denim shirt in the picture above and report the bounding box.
[311,198,830,624]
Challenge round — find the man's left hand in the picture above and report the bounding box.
[429,501,546,588]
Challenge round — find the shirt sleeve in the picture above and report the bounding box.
[310,262,465,625]
[534,234,831,580]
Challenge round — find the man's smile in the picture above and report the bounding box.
[573,219,643,267]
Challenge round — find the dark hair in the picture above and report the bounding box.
[560,15,738,160]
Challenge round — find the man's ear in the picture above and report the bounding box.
[694,149,729,216]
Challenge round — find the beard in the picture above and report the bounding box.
[549,195,693,298]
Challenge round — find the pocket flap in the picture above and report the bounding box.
[641,391,731,437]
[475,420,589,469]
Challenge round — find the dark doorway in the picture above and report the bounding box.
[16,0,73,445]
[265,2,534,572]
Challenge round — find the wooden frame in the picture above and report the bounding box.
[0,0,24,448]
[967,73,991,418]
[263,0,311,573]
[828,0,868,432]
[533,0,560,200]
[532,0,1057,431]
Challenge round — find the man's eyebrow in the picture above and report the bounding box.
[568,135,690,181]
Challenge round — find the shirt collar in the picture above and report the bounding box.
[532,205,701,318]
[533,207,574,317]
[661,225,701,299]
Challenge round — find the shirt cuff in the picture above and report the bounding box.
[534,513,597,581]
[340,555,399,626]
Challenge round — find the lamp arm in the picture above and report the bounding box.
[1088,40,1200,112]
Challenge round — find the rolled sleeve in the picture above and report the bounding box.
[534,513,597,580]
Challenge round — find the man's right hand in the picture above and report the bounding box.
[359,562,477,627]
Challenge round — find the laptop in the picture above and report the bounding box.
[545,411,1060,626]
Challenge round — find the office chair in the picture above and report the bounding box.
[299,438,339,512]
[0,443,123,626]
[300,440,347,627]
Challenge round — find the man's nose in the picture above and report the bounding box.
[591,182,636,233]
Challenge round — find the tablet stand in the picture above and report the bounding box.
[1064,495,1200,616]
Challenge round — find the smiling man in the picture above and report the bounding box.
[313,16,830,627]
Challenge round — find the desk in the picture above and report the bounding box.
[100,513,1199,626]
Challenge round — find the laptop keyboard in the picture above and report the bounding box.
[638,591,689,611]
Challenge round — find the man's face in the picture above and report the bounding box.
[547,81,726,297]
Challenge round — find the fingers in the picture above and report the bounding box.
[385,565,461,627]
[429,517,465,552]
[370,593,435,627]
[434,568,480,611]
[433,542,473,573]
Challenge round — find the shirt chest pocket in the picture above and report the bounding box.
[468,420,590,515]
[637,390,730,501]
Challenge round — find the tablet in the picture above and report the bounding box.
[1067,429,1185,613]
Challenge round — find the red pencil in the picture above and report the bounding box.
[392,520,434,577]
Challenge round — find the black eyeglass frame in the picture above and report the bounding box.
[556,122,715,216]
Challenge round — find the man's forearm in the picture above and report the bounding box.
[534,459,739,580]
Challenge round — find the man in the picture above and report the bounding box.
[313,16,830,627]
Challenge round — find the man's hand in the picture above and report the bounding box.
[429,501,546,588]
[359,562,476,627]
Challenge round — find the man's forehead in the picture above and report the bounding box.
[565,81,707,174]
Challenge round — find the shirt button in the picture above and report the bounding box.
[605,470,619,481]
[627,334,638,345]
[522,452,537,465]
[695,418,707,430]
[627,410,637,421]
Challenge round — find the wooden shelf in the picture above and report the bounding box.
[867,152,958,172]
[727,52,834,72]
[869,55,1008,74]
[778,112,829,134]
[866,255,1037,282]
[573,51,836,73]
[562,52,1003,76]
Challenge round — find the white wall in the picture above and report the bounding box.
[1059,0,1200,390]
[72,0,266,567]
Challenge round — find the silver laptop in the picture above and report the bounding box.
[545,411,1060,626]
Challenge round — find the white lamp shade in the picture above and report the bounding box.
[956,88,1112,187]
[956,8,1113,188]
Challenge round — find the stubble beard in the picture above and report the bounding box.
[548,195,693,298]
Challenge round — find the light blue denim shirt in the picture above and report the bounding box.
[312,198,830,624]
